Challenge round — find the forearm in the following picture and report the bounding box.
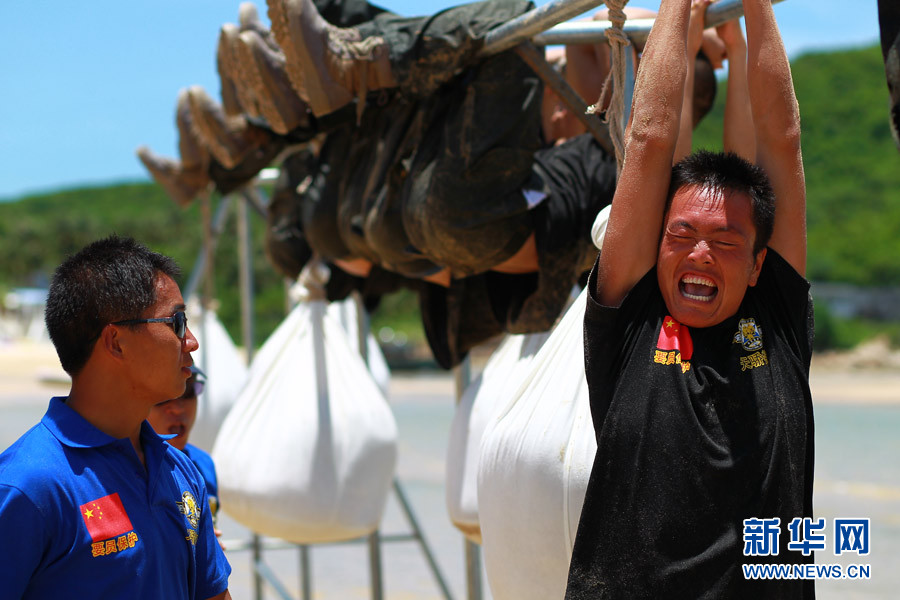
[596,0,693,306]
[743,0,806,273]
[674,58,696,163]
[743,0,800,148]
[722,44,755,161]
[627,0,691,150]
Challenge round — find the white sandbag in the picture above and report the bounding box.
[212,296,398,544]
[445,330,550,543]
[475,205,610,599]
[326,297,391,397]
[591,204,611,251]
[476,289,596,600]
[185,302,249,452]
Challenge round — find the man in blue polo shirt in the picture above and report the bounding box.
[0,235,231,599]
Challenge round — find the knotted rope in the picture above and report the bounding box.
[291,257,331,303]
[588,0,630,175]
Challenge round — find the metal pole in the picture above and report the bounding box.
[236,189,260,598]
[183,196,233,301]
[393,480,455,600]
[353,291,370,367]
[453,357,481,600]
[532,0,787,47]
[198,194,214,381]
[367,531,385,600]
[480,0,606,56]
[513,42,614,155]
[351,291,384,600]
[237,195,256,363]
[252,535,264,600]
[242,185,270,219]
[465,543,483,600]
[299,545,312,600]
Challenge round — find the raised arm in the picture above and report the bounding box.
[743,0,806,274]
[718,18,756,161]
[674,0,712,163]
[595,0,693,306]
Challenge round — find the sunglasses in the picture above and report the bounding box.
[112,310,188,339]
[181,379,205,399]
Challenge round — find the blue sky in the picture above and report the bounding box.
[0,0,882,201]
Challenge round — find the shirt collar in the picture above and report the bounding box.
[42,397,172,449]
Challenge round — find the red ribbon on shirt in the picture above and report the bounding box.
[657,316,693,360]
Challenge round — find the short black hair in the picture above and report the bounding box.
[45,235,181,375]
[667,151,775,255]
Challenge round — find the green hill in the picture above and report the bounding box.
[0,182,289,348]
[1,44,898,349]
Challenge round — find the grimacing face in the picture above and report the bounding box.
[656,184,766,329]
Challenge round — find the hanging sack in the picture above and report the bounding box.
[213,268,397,543]
[186,303,249,452]
[445,331,551,543]
[476,289,595,599]
[475,206,610,599]
[325,296,391,397]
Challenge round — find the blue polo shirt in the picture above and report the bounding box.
[0,397,231,599]
[183,443,220,521]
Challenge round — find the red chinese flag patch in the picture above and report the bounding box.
[657,316,693,360]
[79,493,134,542]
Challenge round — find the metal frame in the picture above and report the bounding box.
[453,357,483,600]
[187,180,455,600]
[221,477,455,600]
[182,1,782,596]
[483,0,782,153]
[498,0,787,49]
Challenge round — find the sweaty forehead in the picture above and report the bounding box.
[673,184,725,209]
[663,185,757,241]
[668,184,753,217]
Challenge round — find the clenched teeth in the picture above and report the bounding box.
[679,274,717,302]
[681,274,715,287]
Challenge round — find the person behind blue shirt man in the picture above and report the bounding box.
[149,365,226,551]
[0,235,232,600]
[149,365,221,523]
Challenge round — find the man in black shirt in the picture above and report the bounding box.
[566,0,814,598]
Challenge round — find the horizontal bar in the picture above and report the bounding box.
[533,0,786,48]
[221,532,422,553]
[480,0,606,56]
[533,17,654,47]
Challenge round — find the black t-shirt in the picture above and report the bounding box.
[566,250,816,599]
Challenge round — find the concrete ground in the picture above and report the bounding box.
[1,340,898,599]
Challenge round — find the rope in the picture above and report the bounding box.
[588,0,630,175]
[290,257,331,303]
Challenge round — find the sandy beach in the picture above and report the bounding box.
[4,338,900,406]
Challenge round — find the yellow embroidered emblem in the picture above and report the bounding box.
[733,318,763,352]
[177,491,201,529]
